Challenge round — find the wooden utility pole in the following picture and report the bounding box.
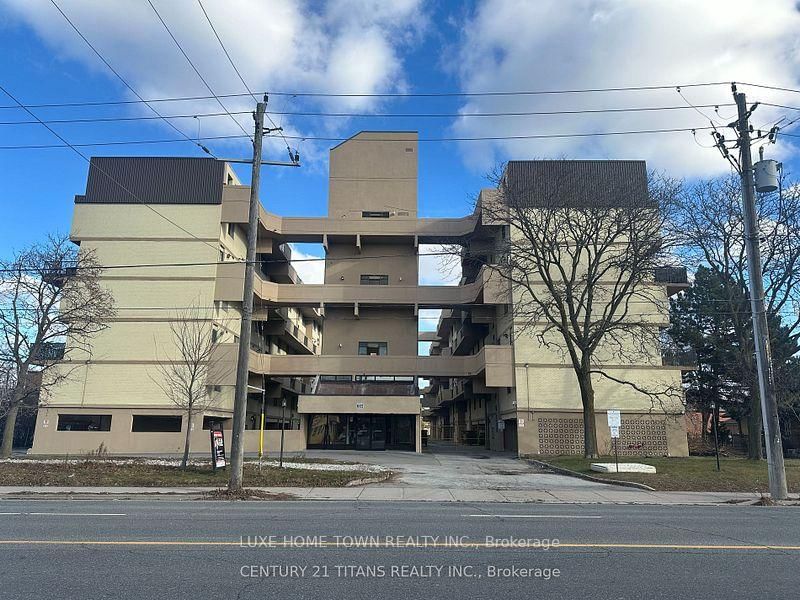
[228,98,266,491]
[733,89,788,500]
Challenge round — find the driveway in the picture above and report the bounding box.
[302,442,606,490]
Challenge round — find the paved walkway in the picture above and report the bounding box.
[300,443,603,490]
[0,485,782,504]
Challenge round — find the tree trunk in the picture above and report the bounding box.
[576,369,599,458]
[747,383,764,460]
[700,409,710,441]
[1,402,20,458]
[181,411,192,469]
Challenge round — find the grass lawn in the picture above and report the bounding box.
[542,456,800,493]
[0,460,385,488]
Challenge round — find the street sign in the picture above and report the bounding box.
[607,410,621,428]
[518,418,525,428]
[610,425,620,439]
[210,424,226,470]
[497,420,505,431]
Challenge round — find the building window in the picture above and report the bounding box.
[131,415,182,432]
[203,416,229,430]
[358,341,388,356]
[57,414,111,431]
[361,211,390,218]
[360,274,389,285]
[227,223,235,238]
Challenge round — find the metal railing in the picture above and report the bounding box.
[654,266,688,284]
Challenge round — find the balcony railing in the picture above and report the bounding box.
[32,341,65,363]
[655,266,688,285]
[661,347,697,367]
[316,375,418,396]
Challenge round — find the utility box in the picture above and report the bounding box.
[754,159,779,193]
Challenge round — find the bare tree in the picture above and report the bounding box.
[0,234,114,457]
[462,161,680,458]
[151,303,225,468]
[671,174,800,459]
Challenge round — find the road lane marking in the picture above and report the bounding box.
[464,514,602,519]
[0,512,126,517]
[0,540,797,551]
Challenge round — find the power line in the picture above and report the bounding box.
[0,80,738,110]
[0,103,738,126]
[195,0,293,159]
[0,125,718,150]
[0,83,222,254]
[0,133,248,150]
[145,0,253,143]
[48,0,215,158]
[738,82,800,95]
[264,81,734,98]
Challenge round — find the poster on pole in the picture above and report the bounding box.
[210,424,227,470]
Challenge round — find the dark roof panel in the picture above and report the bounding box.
[503,160,650,208]
[78,157,225,205]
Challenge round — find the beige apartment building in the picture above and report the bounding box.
[30,131,689,457]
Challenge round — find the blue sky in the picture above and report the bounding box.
[1,0,799,264]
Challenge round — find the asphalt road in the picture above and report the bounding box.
[0,499,798,599]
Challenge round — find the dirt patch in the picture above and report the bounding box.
[0,460,386,488]
[201,488,294,501]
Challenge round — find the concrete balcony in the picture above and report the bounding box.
[209,343,513,387]
[257,309,318,355]
[267,376,310,397]
[655,266,689,296]
[215,262,511,308]
[221,185,489,244]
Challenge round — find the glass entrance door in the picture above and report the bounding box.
[371,416,386,450]
[355,416,372,450]
[307,414,410,451]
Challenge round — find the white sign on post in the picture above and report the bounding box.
[607,410,621,428]
[609,425,620,439]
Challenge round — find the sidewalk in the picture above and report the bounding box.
[0,485,792,504]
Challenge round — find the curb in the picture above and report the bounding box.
[528,459,656,491]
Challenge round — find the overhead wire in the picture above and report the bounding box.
[0,103,739,126]
[0,83,222,254]
[195,0,294,160]
[0,125,719,150]
[48,0,216,158]
[145,0,253,143]
[0,80,738,110]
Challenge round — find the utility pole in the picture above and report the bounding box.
[733,89,788,500]
[227,96,301,491]
[228,98,266,491]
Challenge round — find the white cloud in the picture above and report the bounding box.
[0,0,425,160]
[289,244,324,284]
[418,244,461,286]
[418,308,441,332]
[451,0,800,176]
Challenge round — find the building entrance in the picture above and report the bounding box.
[307,414,415,450]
